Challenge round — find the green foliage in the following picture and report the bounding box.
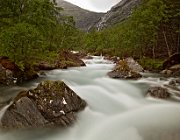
[84,0,179,60]
[138,58,163,71]
[0,0,81,69]
[0,23,42,69]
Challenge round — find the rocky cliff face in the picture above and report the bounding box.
[94,0,141,30]
[56,0,104,31]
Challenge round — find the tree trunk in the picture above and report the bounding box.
[177,29,180,52]
[162,29,171,57]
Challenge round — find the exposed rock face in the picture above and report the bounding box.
[0,81,86,129]
[108,57,143,79]
[147,87,170,99]
[94,0,141,30]
[56,0,104,31]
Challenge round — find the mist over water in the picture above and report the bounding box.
[0,56,180,140]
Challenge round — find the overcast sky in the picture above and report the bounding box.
[64,0,121,12]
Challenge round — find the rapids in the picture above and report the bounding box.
[0,56,180,140]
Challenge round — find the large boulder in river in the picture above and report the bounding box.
[108,57,143,79]
[0,80,86,129]
[55,50,86,69]
[147,87,170,99]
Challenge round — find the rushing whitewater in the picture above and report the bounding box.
[0,56,180,140]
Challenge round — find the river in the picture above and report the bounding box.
[0,56,180,140]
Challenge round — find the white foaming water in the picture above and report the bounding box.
[0,56,180,140]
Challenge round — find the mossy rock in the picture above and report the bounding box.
[108,58,142,79]
[55,50,85,69]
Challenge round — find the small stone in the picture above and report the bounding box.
[147,87,170,99]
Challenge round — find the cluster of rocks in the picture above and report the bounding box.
[161,53,180,77]
[0,80,86,129]
[108,57,143,79]
[0,51,86,86]
[147,78,180,99]
[147,53,180,99]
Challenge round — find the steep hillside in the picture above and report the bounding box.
[94,0,141,30]
[56,0,104,31]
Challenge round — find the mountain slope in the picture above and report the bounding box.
[56,0,104,31]
[94,0,141,30]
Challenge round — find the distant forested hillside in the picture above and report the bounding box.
[84,0,180,60]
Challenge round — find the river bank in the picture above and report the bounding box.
[0,56,180,140]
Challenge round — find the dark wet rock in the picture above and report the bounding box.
[165,79,180,92]
[72,52,87,59]
[108,58,143,79]
[147,87,170,99]
[38,62,56,70]
[169,80,177,86]
[176,79,180,84]
[160,69,173,76]
[1,97,47,129]
[55,50,86,69]
[169,64,180,70]
[104,56,120,63]
[0,56,20,71]
[0,57,38,85]
[160,64,180,77]
[161,53,180,77]
[163,53,180,69]
[38,71,46,76]
[0,64,15,85]
[0,57,20,85]
[108,70,142,79]
[84,55,93,59]
[0,80,86,129]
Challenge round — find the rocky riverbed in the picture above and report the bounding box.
[0,55,180,140]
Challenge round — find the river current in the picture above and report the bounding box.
[0,56,180,140]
